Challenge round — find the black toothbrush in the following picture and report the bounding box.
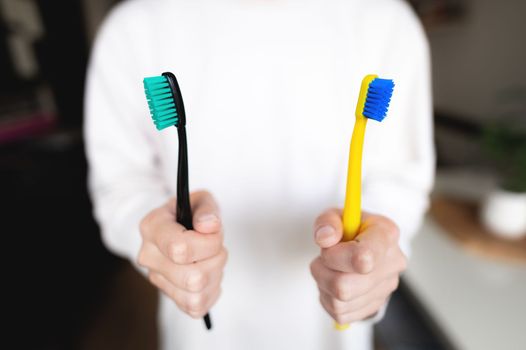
[143,72,212,330]
[165,72,212,331]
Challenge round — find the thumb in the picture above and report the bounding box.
[191,190,222,234]
[313,208,343,248]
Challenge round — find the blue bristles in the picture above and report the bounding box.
[363,78,395,122]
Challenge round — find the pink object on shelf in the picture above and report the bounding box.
[0,113,57,144]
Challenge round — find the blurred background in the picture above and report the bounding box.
[1,0,525,349]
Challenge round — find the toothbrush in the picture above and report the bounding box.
[335,74,395,330]
[143,72,212,330]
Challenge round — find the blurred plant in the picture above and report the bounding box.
[483,86,526,193]
[483,122,526,193]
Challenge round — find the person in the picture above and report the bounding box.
[84,0,434,349]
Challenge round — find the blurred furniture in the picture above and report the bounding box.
[431,196,526,263]
[404,172,526,350]
[374,281,452,350]
[1,130,117,349]
[79,261,158,350]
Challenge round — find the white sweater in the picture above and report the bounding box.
[84,0,434,349]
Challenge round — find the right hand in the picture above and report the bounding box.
[137,191,227,319]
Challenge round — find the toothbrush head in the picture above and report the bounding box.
[143,72,186,130]
[356,74,395,122]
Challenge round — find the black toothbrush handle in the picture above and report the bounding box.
[175,115,212,331]
[175,126,193,229]
[164,71,212,330]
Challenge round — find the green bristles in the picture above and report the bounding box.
[143,75,178,130]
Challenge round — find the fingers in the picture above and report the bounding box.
[160,248,228,293]
[320,240,372,274]
[310,257,372,301]
[353,214,400,271]
[313,208,343,248]
[191,190,222,234]
[140,207,224,264]
[320,214,400,274]
[148,271,223,319]
[319,291,387,324]
[317,277,398,315]
[160,228,224,264]
[311,211,406,324]
[312,254,400,324]
[139,243,228,293]
[139,194,226,320]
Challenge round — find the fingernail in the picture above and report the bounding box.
[197,214,218,224]
[315,225,335,243]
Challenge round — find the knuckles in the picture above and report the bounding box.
[330,275,353,302]
[351,246,374,274]
[169,241,189,264]
[186,293,206,314]
[185,270,207,293]
[139,207,167,238]
[148,272,161,286]
[139,212,155,237]
[378,215,401,243]
[329,298,348,315]
[310,258,361,303]
[137,248,149,267]
[320,295,350,323]
[184,288,222,319]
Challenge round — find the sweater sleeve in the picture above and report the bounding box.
[84,5,170,263]
[361,4,435,257]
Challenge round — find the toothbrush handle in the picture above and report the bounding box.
[176,126,193,229]
[176,126,213,330]
[342,116,367,242]
[335,115,368,331]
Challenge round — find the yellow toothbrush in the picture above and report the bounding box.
[335,74,394,330]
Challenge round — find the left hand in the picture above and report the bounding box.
[310,209,407,324]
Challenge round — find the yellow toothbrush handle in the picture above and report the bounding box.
[334,116,367,331]
[342,115,367,241]
[335,74,377,331]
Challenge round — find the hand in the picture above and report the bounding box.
[310,209,407,324]
[137,191,227,319]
